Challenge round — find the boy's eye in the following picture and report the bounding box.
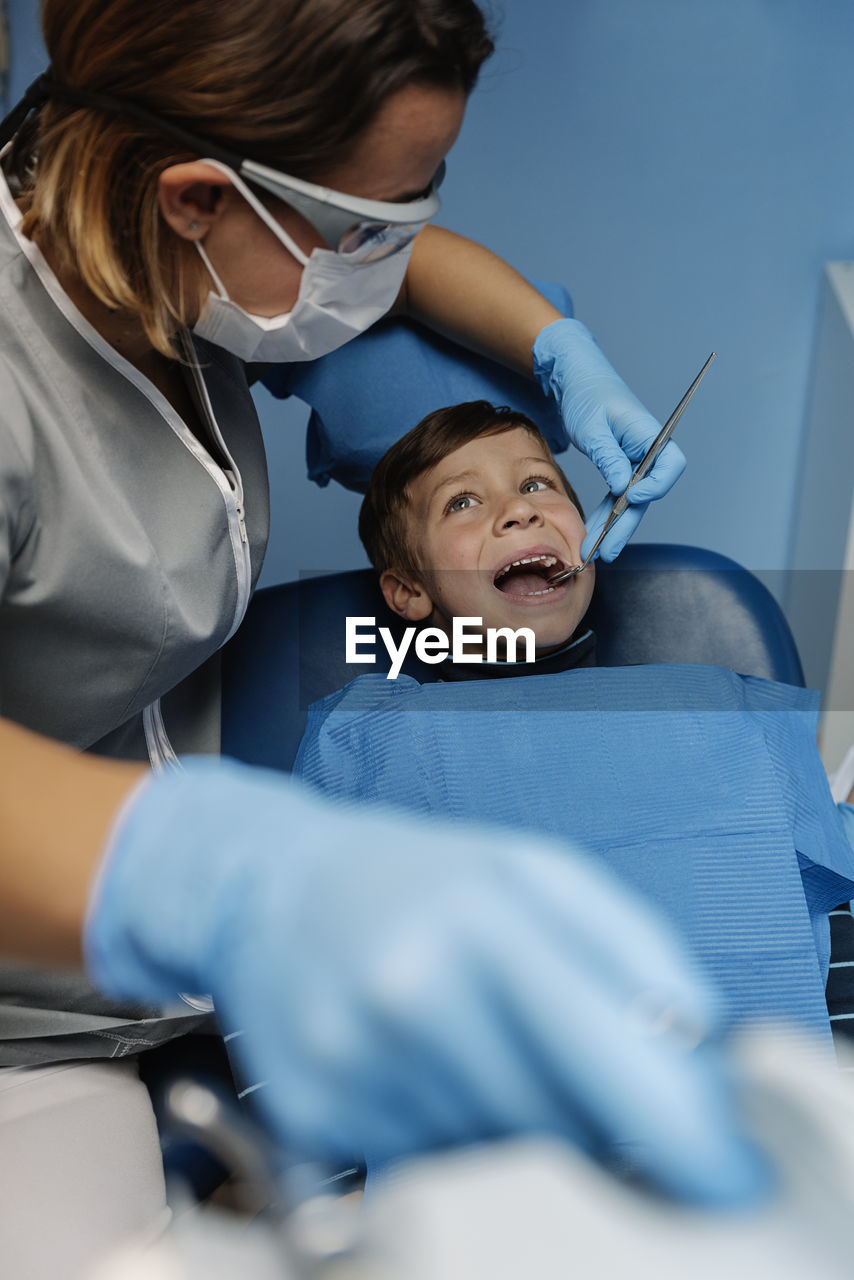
[521,477,552,494]
[446,493,479,513]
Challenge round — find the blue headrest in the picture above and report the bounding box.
[221,544,805,772]
[258,281,573,493]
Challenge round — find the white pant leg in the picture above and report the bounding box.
[0,1059,171,1280]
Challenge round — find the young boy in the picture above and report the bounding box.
[296,400,854,1048]
[357,399,598,676]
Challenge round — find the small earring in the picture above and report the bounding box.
[188,220,199,234]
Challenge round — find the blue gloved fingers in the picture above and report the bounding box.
[532,319,688,558]
[346,852,661,1157]
[215,824,719,1173]
[619,438,686,504]
[578,434,685,562]
[315,921,543,1161]
[210,939,458,1165]
[248,840,744,1191]
[215,884,557,1165]
[589,503,648,563]
[246,873,632,1167]
[532,319,650,493]
[350,850,769,1208]
[258,985,555,1166]
[292,858,576,1161]
[579,495,646,564]
[477,907,770,1207]
[225,996,492,1167]
[572,407,634,496]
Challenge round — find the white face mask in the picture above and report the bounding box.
[191,160,412,363]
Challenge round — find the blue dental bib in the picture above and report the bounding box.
[294,665,854,1045]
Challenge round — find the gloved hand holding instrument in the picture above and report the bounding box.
[548,350,716,583]
[532,319,703,563]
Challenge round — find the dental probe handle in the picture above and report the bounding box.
[549,351,716,583]
[624,351,716,494]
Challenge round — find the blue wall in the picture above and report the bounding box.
[442,0,854,581]
[6,2,41,104]
[10,1,854,585]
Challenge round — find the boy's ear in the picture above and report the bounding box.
[379,569,434,621]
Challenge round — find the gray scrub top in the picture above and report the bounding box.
[0,172,271,1063]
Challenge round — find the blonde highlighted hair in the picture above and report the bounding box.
[11,0,493,355]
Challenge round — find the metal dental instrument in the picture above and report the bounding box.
[548,351,716,585]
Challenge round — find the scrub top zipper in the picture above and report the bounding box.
[142,336,255,772]
[182,331,253,619]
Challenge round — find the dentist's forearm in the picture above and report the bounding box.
[0,716,145,967]
[397,225,561,376]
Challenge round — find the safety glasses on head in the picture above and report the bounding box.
[0,74,444,263]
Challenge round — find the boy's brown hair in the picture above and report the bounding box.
[359,400,582,576]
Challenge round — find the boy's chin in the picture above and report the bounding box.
[481,616,584,658]
[424,605,586,659]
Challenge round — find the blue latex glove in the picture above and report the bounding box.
[86,758,766,1206]
[533,318,686,563]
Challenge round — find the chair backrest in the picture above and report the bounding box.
[221,543,805,773]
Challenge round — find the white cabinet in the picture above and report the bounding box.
[787,263,854,772]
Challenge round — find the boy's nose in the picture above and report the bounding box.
[496,496,544,532]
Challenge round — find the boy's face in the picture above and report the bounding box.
[384,427,595,654]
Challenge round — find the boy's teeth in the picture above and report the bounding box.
[496,554,558,582]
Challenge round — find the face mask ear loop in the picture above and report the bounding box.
[195,241,230,300]
[200,157,310,268]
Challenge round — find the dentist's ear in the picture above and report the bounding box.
[158,162,234,239]
[380,570,434,622]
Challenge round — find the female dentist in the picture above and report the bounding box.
[0,1,758,1274]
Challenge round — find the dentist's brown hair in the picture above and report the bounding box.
[12,0,493,354]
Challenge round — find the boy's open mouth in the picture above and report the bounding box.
[493,554,566,598]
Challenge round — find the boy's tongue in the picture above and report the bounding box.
[497,570,550,597]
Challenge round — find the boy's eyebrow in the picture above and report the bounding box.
[427,469,480,502]
[520,456,560,469]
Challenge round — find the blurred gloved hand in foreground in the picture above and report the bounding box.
[86,757,766,1207]
[533,318,686,563]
